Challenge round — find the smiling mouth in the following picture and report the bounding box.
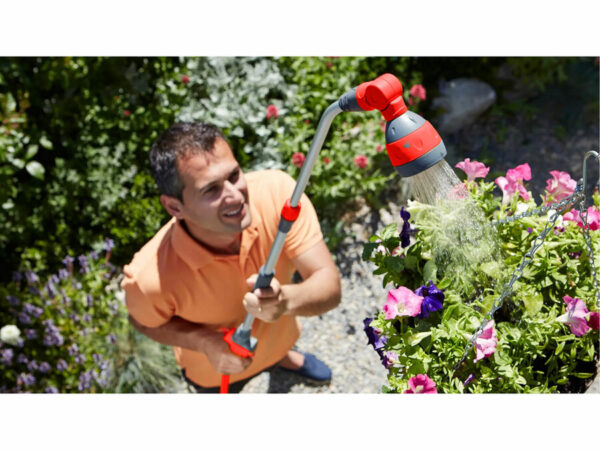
[223,204,244,217]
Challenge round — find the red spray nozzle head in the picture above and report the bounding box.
[355,73,408,121]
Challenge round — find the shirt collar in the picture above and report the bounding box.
[171,201,262,271]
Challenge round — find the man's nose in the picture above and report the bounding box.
[223,180,243,200]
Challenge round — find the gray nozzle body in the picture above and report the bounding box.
[338,88,362,112]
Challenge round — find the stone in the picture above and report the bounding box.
[431,78,497,134]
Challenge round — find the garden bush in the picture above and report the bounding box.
[362,159,599,393]
[0,240,182,393]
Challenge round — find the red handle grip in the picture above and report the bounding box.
[219,327,255,393]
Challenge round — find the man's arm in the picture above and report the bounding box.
[243,240,341,321]
[128,314,252,374]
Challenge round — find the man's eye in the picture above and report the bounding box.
[204,186,218,195]
[229,171,240,183]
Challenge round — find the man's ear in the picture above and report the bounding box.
[160,194,185,219]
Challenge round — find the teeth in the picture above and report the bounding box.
[224,205,242,217]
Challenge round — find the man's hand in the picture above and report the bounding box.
[128,315,251,375]
[202,331,253,375]
[243,274,288,323]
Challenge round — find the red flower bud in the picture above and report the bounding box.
[323,157,331,164]
[124,110,130,117]
[292,152,305,168]
[266,104,279,119]
[181,75,190,84]
[354,155,368,169]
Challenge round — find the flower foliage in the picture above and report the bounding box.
[362,160,600,393]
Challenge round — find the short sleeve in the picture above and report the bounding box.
[276,172,324,260]
[121,264,175,328]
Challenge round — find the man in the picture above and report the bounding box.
[121,122,341,393]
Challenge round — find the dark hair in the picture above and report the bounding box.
[149,122,227,201]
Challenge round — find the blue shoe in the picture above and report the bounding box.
[279,352,332,385]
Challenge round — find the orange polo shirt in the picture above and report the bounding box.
[121,169,323,387]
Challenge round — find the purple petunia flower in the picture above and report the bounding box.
[105,238,115,252]
[12,271,23,282]
[56,359,68,371]
[18,312,32,325]
[78,370,93,391]
[415,280,445,319]
[80,328,90,337]
[1,348,14,365]
[39,362,51,373]
[92,353,103,365]
[7,295,19,306]
[464,373,476,385]
[527,227,533,234]
[25,329,37,340]
[17,354,29,365]
[89,250,99,260]
[75,354,85,365]
[45,386,59,393]
[364,317,394,369]
[17,373,36,387]
[46,280,57,299]
[27,360,38,371]
[107,334,117,344]
[78,255,90,274]
[25,270,39,285]
[399,207,412,248]
[62,255,74,268]
[86,294,94,308]
[382,351,397,369]
[83,314,92,323]
[363,318,387,352]
[68,344,79,356]
[69,313,79,322]
[58,268,69,280]
[42,320,64,347]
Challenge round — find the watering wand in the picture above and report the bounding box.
[219,73,449,393]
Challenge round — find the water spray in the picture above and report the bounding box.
[219,73,448,392]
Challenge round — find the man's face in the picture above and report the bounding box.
[166,139,252,243]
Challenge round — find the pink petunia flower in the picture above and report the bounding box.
[563,207,600,231]
[544,170,576,204]
[383,286,424,319]
[557,296,590,336]
[354,155,369,169]
[474,320,498,362]
[455,158,490,182]
[404,374,437,394]
[409,84,427,101]
[587,311,600,330]
[266,104,279,119]
[376,145,383,153]
[292,152,305,168]
[495,163,532,204]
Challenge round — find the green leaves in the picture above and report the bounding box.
[25,160,44,179]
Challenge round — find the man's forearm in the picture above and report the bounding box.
[281,266,341,317]
[128,315,220,354]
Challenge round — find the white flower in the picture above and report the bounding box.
[516,202,530,214]
[114,290,125,303]
[547,209,563,226]
[0,324,21,345]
